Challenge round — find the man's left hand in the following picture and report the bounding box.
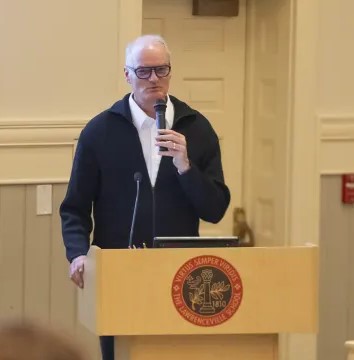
[156,129,191,174]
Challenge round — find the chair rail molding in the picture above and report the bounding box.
[0,118,86,184]
[319,114,354,174]
[0,118,86,144]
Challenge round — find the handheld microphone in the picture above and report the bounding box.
[154,98,167,151]
[128,172,142,249]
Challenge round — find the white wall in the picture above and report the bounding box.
[317,0,354,113]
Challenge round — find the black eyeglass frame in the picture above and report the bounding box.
[125,65,171,79]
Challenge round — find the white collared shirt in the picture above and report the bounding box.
[129,94,174,186]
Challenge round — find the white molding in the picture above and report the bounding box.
[0,138,74,184]
[0,118,87,128]
[285,0,320,358]
[320,115,354,140]
[0,119,85,144]
[319,115,354,174]
[0,142,73,148]
[0,178,69,185]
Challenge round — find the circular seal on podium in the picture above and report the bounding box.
[171,255,243,327]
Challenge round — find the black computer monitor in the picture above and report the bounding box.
[153,236,239,248]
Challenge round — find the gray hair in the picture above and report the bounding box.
[125,34,171,66]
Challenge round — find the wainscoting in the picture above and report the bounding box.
[0,183,100,359]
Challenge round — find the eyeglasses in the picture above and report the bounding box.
[126,65,171,79]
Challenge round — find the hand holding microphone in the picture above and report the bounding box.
[154,98,190,174]
[156,129,191,175]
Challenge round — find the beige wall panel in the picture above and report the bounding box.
[0,186,26,318]
[23,185,51,323]
[0,0,120,119]
[318,176,354,360]
[0,145,73,183]
[51,184,100,358]
[317,0,354,113]
[117,0,143,97]
[50,184,77,331]
[0,184,100,358]
[320,141,354,174]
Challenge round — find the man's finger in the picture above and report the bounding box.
[71,270,84,288]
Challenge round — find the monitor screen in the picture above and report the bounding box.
[153,236,239,248]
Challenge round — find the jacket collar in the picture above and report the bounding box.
[108,93,196,126]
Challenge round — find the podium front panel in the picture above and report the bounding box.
[79,246,318,336]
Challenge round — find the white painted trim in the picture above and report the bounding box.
[320,115,354,140]
[285,0,321,359]
[319,115,354,174]
[0,178,69,185]
[0,119,87,128]
[0,143,74,148]
[0,119,84,144]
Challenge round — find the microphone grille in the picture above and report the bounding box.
[134,172,143,182]
[154,98,167,110]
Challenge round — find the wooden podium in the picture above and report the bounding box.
[79,246,318,360]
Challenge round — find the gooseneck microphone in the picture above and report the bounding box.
[128,172,142,249]
[154,98,167,151]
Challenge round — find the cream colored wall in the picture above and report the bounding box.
[0,0,142,357]
[0,1,120,120]
[0,0,141,185]
[317,0,354,114]
[317,0,354,174]
[316,0,354,359]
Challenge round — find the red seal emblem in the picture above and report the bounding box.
[171,255,243,327]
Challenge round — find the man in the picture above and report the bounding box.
[60,34,230,360]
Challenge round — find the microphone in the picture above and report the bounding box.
[128,172,142,249]
[154,98,167,151]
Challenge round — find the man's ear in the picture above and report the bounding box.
[124,68,131,84]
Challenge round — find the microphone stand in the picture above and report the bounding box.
[128,172,142,249]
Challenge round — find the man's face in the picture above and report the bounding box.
[125,45,171,107]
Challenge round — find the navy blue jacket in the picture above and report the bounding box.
[60,94,230,262]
